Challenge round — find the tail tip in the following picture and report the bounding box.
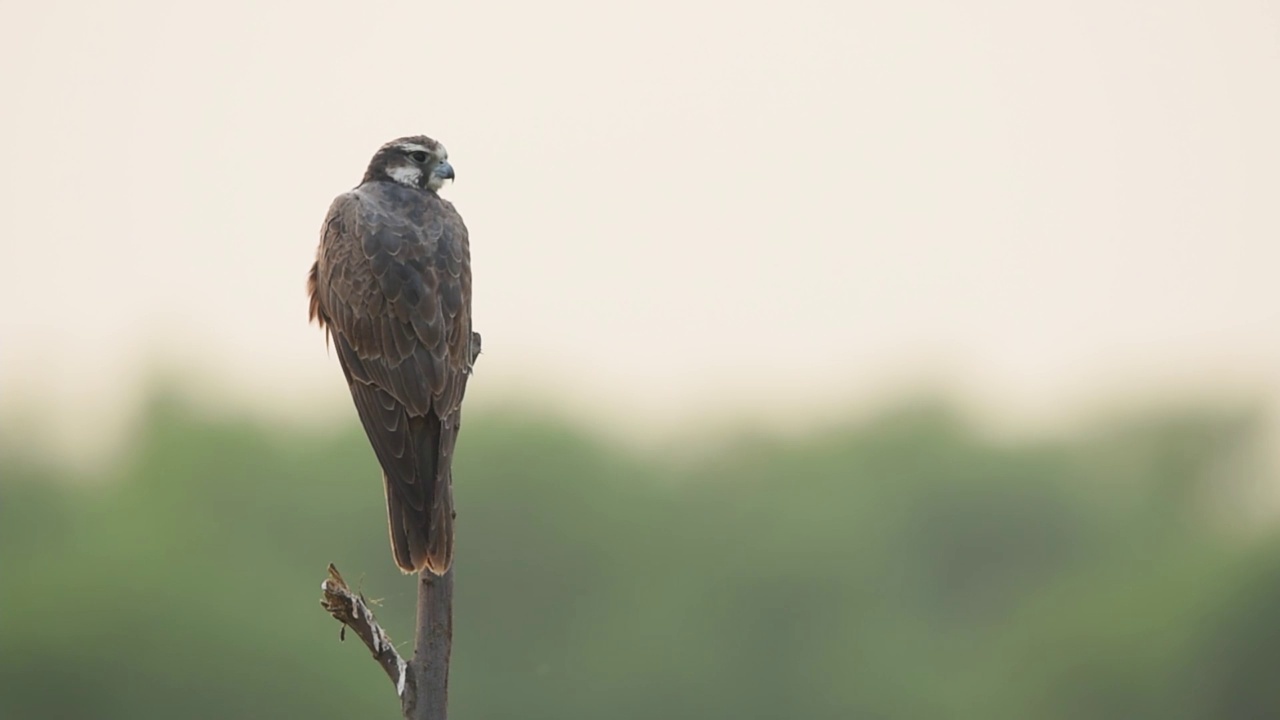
[393,550,452,576]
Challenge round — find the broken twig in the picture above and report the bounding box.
[319,564,410,698]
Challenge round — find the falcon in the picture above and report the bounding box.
[308,135,479,575]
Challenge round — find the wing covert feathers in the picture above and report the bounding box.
[309,182,472,575]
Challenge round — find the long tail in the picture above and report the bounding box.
[385,413,455,575]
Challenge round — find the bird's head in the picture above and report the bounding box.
[362,135,456,192]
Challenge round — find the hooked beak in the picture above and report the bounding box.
[432,160,456,182]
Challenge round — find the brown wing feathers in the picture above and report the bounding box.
[310,185,471,574]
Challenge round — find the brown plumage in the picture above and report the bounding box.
[308,135,478,575]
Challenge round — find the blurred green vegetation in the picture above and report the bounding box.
[3,388,1280,719]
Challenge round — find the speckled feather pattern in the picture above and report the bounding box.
[308,173,473,575]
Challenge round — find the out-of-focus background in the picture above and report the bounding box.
[3,1,1280,717]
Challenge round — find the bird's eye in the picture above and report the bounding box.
[409,151,429,163]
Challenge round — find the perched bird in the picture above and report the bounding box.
[308,135,479,575]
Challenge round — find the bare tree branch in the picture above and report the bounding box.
[405,568,453,719]
[319,564,410,698]
[319,564,455,719]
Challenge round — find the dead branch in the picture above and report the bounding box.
[320,563,454,719]
[405,567,454,719]
[319,564,410,698]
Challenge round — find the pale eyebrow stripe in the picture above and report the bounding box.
[395,143,432,154]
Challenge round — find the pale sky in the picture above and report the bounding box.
[2,0,1279,458]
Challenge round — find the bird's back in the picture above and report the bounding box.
[309,180,473,575]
